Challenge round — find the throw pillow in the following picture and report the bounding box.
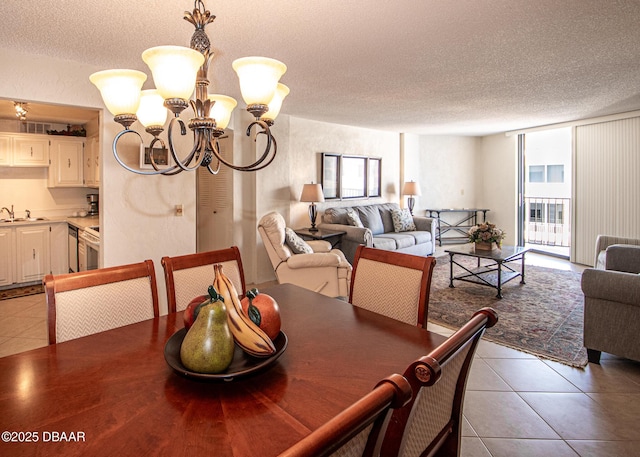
[391,208,417,232]
[284,228,313,254]
[346,208,364,228]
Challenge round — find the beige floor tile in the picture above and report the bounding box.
[566,440,640,457]
[482,438,579,457]
[0,315,44,338]
[520,392,640,440]
[0,337,48,358]
[475,339,537,359]
[464,391,559,439]
[462,416,477,437]
[485,358,580,392]
[461,437,492,457]
[466,358,513,391]
[544,359,640,393]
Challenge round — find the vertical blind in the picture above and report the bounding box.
[574,117,640,265]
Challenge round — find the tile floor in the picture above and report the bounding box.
[1,252,639,456]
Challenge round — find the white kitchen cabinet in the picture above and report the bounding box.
[15,225,51,283]
[0,228,14,286]
[0,133,49,167]
[84,135,100,187]
[49,223,68,275]
[12,134,50,167]
[0,133,12,166]
[48,137,84,187]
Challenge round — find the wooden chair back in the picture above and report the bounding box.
[349,245,436,327]
[277,373,412,457]
[161,246,246,313]
[382,307,498,457]
[45,260,160,344]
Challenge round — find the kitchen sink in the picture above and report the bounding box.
[0,217,48,223]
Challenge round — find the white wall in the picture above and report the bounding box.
[479,133,518,245]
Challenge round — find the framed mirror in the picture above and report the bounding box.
[321,153,381,200]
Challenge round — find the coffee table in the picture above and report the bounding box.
[445,244,530,298]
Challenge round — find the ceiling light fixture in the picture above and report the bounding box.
[90,0,289,176]
[14,102,27,122]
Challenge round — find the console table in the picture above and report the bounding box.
[425,208,490,246]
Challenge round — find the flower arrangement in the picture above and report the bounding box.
[468,221,505,246]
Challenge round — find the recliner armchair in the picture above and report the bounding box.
[258,212,352,298]
[582,243,640,363]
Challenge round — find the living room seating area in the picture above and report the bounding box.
[318,202,436,264]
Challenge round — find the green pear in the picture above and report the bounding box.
[180,298,234,374]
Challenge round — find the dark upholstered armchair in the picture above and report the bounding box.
[582,244,640,363]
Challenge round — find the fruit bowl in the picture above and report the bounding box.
[164,328,287,381]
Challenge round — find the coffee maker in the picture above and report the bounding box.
[87,194,99,216]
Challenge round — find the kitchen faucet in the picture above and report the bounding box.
[1,205,14,220]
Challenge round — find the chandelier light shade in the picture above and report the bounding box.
[141,46,205,101]
[402,181,421,215]
[208,94,237,130]
[89,0,289,176]
[300,183,325,232]
[89,69,147,118]
[136,90,169,129]
[14,102,28,121]
[261,84,290,123]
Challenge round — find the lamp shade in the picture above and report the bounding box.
[136,90,168,128]
[261,83,290,123]
[89,69,147,116]
[402,181,421,196]
[300,183,325,203]
[208,94,238,130]
[142,46,205,100]
[232,57,287,106]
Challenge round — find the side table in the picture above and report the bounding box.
[294,228,346,250]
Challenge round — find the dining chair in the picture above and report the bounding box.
[381,307,499,457]
[349,245,436,328]
[161,246,246,313]
[45,260,160,344]
[276,373,413,457]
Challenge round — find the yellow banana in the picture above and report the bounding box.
[213,264,276,357]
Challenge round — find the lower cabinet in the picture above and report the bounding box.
[1,222,68,286]
[0,228,14,286]
[15,225,50,283]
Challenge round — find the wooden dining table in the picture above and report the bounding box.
[0,283,446,457]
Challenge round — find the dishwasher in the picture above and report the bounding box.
[68,225,79,273]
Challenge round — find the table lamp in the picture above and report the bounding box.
[402,181,421,215]
[300,183,325,231]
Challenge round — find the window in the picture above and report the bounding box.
[321,153,382,200]
[529,202,544,222]
[529,165,544,183]
[549,203,564,224]
[547,165,564,183]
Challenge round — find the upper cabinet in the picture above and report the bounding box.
[0,133,50,167]
[48,137,84,187]
[84,135,100,188]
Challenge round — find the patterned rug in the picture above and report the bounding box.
[0,284,44,301]
[429,255,587,367]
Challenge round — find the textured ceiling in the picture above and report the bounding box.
[1,0,639,135]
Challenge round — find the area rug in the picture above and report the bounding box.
[429,255,587,367]
[0,284,44,301]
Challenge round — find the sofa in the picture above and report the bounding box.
[582,243,640,363]
[318,202,436,264]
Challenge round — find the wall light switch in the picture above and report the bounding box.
[175,204,183,216]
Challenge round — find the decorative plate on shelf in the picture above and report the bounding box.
[164,328,287,382]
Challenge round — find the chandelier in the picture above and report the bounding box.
[90,0,289,175]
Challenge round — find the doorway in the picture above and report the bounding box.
[517,128,572,258]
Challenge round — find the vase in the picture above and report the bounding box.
[475,241,498,251]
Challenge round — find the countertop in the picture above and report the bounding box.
[0,215,99,230]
